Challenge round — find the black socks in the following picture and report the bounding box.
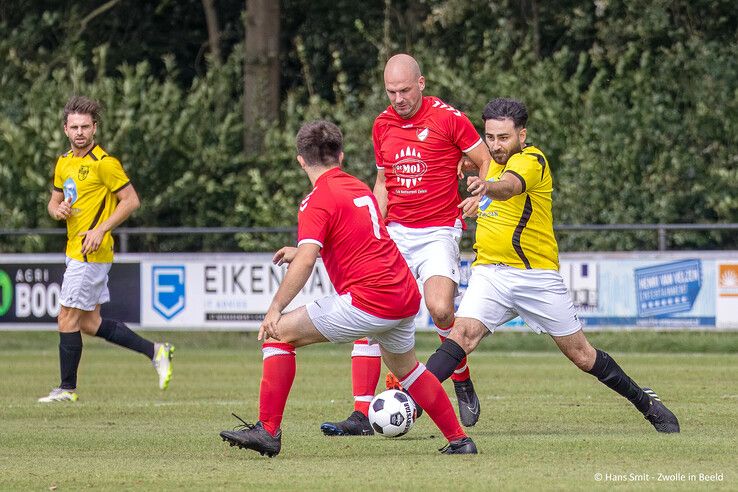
[587,349,651,414]
[59,331,83,390]
[430,342,652,415]
[96,318,155,359]
[426,338,467,383]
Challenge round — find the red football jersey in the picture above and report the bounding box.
[373,96,483,228]
[297,167,421,319]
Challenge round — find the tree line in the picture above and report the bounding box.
[1,0,736,253]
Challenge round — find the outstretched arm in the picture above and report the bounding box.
[259,243,321,340]
[466,172,523,202]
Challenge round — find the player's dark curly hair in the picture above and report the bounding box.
[296,120,343,166]
[63,96,102,125]
[482,98,528,129]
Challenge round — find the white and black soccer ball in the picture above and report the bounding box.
[368,389,416,437]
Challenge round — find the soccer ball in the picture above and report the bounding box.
[368,389,416,437]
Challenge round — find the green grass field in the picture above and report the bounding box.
[2,331,737,490]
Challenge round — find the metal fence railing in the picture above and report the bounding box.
[553,223,738,251]
[1,224,737,252]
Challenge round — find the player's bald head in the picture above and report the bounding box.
[383,54,425,119]
[384,54,422,81]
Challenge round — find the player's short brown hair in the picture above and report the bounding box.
[63,96,102,125]
[296,120,343,167]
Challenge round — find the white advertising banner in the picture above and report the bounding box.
[140,254,335,329]
[3,251,738,331]
[716,263,738,329]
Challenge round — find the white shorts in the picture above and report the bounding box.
[456,264,582,337]
[306,293,416,354]
[387,221,462,285]
[59,258,111,311]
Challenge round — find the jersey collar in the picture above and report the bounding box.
[386,96,431,124]
[314,166,343,187]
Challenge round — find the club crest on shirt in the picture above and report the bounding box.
[416,128,429,141]
[392,146,428,188]
[78,165,90,181]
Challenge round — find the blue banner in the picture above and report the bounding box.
[634,259,702,317]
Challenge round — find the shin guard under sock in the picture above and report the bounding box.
[96,318,155,359]
[259,342,297,436]
[59,331,83,390]
[587,349,651,413]
[351,340,382,415]
[436,330,470,382]
[400,362,466,442]
[426,338,467,383]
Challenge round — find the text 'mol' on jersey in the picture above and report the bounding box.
[373,96,483,228]
[474,145,559,270]
[297,167,421,319]
[52,145,131,263]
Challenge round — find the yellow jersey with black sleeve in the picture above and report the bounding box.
[52,145,131,263]
[473,145,559,270]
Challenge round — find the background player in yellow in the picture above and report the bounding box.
[425,98,680,433]
[38,96,174,403]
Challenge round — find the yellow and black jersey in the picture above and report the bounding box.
[52,145,130,263]
[473,145,559,270]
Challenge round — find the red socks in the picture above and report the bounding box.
[436,322,470,382]
[400,362,466,442]
[259,342,296,436]
[351,339,382,415]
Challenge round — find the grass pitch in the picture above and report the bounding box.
[1,331,737,490]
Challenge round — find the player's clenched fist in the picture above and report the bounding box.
[79,227,104,254]
[55,196,73,220]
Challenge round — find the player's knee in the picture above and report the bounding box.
[79,317,100,335]
[427,301,454,328]
[57,308,79,333]
[271,327,309,347]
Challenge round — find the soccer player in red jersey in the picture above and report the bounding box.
[219,120,477,456]
[321,54,491,435]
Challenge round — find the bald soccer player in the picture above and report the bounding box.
[321,54,491,436]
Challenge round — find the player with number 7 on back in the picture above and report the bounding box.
[219,120,476,456]
[322,54,491,436]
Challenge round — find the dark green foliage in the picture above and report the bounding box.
[1,0,736,253]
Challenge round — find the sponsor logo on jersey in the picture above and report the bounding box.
[392,146,427,188]
[478,177,497,211]
[63,177,78,204]
[416,128,429,141]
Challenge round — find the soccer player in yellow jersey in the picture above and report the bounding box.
[425,98,680,433]
[38,96,174,403]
